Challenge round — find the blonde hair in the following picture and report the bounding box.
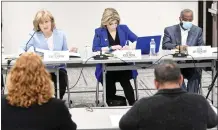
[6,52,54,108]
[33,9,56,31]
[101,8,120,28]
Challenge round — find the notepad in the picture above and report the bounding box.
[69,52,81,58]
[109,115,123,127]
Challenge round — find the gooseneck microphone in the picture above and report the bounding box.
[25,31,36,52]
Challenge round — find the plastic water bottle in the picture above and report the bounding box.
[150,38,156,56]
[84,45,92,59]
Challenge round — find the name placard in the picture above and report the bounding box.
[113,50,142,60]
[44,51,69,61]
[187,46,212,57]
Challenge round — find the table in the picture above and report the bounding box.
[2,50,217,107]
[69,106,130,130]
[69,101,218,130]
[83,50,217,107]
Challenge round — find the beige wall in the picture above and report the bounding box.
[2,2,198,54]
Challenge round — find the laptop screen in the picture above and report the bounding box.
[136,35,162,54]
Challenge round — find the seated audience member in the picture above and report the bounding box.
[1,52,77,130]
[92,8,138,105]
[20,9,77,99]
[119,60,218,130]
[162,9,203,93]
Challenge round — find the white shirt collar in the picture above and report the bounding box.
[180,25,189,46]
[179,25,190,32]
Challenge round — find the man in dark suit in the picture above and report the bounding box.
[119,60,218,130]
[162,9,204,93]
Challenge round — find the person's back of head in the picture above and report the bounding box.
[6,52,54,108]
[147,60,209,130]
[154,60,183,90]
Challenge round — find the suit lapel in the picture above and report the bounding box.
[101,28,109,46]
[101,26,125,47]
[175,24,181,45]
[117,26,125,46]
[38,32,49,50]
[53,30,58,50]
[186,26,195,46]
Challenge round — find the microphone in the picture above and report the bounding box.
[172,24,187,57]
[173,44,187,57]
[93,32,108,60]
[25,31,36,52]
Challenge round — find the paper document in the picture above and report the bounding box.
[69,52,81,58]
[35,48,81,58]
[110,115,123,127]
[211,47,218,53]
[35,48,50,53]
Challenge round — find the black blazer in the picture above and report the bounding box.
[1,96,77,130]
[119,88,218,130]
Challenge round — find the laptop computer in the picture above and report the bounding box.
[136,35,162,54]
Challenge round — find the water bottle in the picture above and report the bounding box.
[150,38,156,56]
[84,45,92,59]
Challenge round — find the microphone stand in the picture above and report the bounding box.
[206,61,218,101]
[206,72,218,99]
[93,50,108,60]
[93,33,108,60]
[173,45,187,57]
[25,31,36,52]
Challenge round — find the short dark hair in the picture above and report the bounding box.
[154,60,181,84]
[180,9,193,18]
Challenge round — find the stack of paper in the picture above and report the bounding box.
[35,48,81,58]
[69,52,81,58]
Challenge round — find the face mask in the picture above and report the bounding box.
[182,21,192,30]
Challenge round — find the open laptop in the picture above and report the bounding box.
[136,35,162,54]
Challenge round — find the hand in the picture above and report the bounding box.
[69,47,78,53]
[176,45,188,51]
[111,45,122,50]
[122,45,131,50]
[101,47,109,51]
